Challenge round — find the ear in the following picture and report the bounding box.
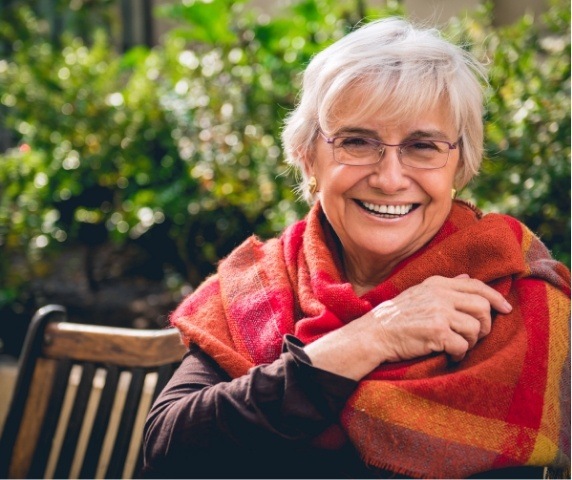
[296,145,315,177]
[452,146,464,190]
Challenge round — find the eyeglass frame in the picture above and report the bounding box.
[318,130,459,170]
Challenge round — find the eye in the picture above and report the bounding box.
[407,140,441,151]
[337,136,376,149]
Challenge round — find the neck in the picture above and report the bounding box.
[342,251,398,296]
[323,220,400,295]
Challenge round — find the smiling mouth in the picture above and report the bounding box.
[357,200,418,218]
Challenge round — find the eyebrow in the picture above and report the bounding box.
[405,129,452,141]
[333,126,453,142]
[333,126,379,137]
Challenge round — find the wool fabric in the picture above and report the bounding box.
[171,200,570,479]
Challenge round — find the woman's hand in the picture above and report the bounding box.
[304,275,512,380]
[371,275,512,363]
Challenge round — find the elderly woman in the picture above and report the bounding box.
[143,18,570,479]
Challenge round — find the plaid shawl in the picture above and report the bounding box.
[171,200,570,478]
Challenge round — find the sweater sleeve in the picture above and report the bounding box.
[142,335,358,478]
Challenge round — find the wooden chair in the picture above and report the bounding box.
[2,305,566,480]
[0,304,187,479]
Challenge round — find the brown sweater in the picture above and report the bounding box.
[142,336,544,479]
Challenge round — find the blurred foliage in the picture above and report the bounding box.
[450,0,571,267]
[0,0,569,325]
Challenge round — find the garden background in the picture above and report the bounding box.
[0,0,570,359]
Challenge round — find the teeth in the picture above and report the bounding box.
[362,202,413,215]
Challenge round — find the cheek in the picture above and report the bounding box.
[315,160,352,191]
[429,163,457,195]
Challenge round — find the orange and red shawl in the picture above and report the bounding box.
[171,200,571,479]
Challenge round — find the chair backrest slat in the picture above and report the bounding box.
[79,365,120,479]
[28,358,73,479]
[0,304,187,479]
[43,322,185,366]
[6,358,57,478]
[53,363,97,479]
[106,368,146,479]
[133,363,177,475]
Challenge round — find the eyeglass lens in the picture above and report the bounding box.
[332,137,451,169]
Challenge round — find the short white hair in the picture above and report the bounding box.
[281,17,488,202]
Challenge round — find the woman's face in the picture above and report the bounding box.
[309,95,461,283]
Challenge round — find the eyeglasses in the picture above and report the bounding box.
[319,131,458,169]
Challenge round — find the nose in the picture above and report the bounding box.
[367,146,409,193]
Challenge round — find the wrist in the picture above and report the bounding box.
[370,302,400,364]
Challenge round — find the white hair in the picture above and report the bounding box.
[281,17,488,202]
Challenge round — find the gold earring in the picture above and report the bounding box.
[308,176,318,195]
[451,188,457,199]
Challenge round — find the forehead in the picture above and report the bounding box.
[322,82,457,136]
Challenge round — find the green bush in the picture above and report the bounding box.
[0,0,569,333]
[452,0,571,266]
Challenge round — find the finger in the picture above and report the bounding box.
[450,312,484,347]
[449,291,492,338]
[451,276,512,314]
[442,332,470,362]
[450,352,466,362]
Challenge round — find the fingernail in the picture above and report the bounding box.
[502,300,513,312]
